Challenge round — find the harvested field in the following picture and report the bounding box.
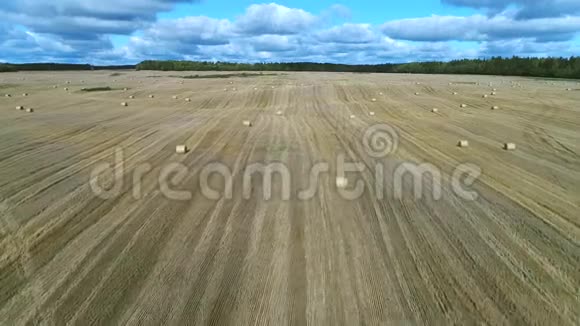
[0,70,579,325]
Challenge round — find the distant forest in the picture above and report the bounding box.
[3,57,580,79]
[0,63,135,72]
[137,57,580,79]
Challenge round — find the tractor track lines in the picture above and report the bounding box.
[0,71,579,325]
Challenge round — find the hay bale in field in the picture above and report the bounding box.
[123,88,128,91]
[254,87,258,90]
[271,86,275,89]
[491,105,500,110]
[460,104,467,108]
[504,143,516,151]
[457,140,469,148]
[26,108,34,113]
[276,110,283,115]
[53,85,58,89]
[176,145,188,154]
[452,92,458,95]
[492,88,497,91]
[16,106,24,110]
[232,87,237,91]
[66,81,71,84]
[22,93,28,97]
[350,114,356,119]
[379,92,383,95]
[185,98,191,102]
[491,92,496,95]
[224,88,228,91]
[482,94,488,98]
[5,94,11,97]
[172,95,178,99]
[566,88,572,91]
[121,102,128,107]
[129,95,135,99]
[229,81,234,84]
[64,87,69,91]
[243,120,252,127]
[336,177,348,188]
[149,94,154,98]
[431,108,439,113]
[371,98,377,102]
[415,92,420,95]
[369,111,375,116]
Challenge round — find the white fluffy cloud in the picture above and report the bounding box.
[316,24,377,44]
[381,14,580,42]
[443,0,580,19]
[235,3,317,35]
[1,2,579,64]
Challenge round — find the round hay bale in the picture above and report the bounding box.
[172,95,178,99]
[53,85,58,89]
[504,143,516,151]
[431,108,439,113]
[121,102,128,107]
[336,177,348,188]
[224,88,228,91]
[64,87,69,91]
[176,145,188,154]
[452,92,458,95]
[149,94,154,98]
[5,94,11,97]
[229,81,234,84]
[460,104,467,108]
[369,111,375,116]
[16,106,24,111]
[491,92,496,95]
[276,110,283,115]
[26,108,34,113]
[371,98,377,102]
[415,92,420,95]
[254,87,258,90]
[379,92,383,95]
[271,86,275,89]
[457,140,469,148]
[123,88,128,91]
[129,95,135,99]
[482,94,488,98]
[22,93,28,97]
[491,105,500,110]
[232,87,237,91]
[566,88,572,91]
[350,115,356,119]
[243,120,252,127]
[185,98,191,102]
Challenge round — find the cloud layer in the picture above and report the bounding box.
[1,1,579,64]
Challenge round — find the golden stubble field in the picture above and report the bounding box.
[0,70,579,325]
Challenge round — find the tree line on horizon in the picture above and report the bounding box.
[0,63,134,72]
[136,57,580,79]
[2,57,579,78]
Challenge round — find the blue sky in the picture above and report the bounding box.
[1,0,579,65]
